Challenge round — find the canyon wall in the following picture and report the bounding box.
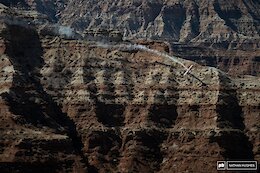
[1,0,260,76]
[0,2,259,173]
[0,21,259,172]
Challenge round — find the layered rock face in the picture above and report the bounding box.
[0,2,259,173]
[0,23,88,172]
[58,0,260,76]
[3,0,260,43]
[0,20,259,172]
[1,0,260,76]
[2,0,260,76]
[169,43,260,77]
[58,0,260,42]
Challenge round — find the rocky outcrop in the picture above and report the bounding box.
[0,18,259,172]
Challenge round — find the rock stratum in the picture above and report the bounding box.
[59,0,260,42]
[4,0,260,43]
[0,2,259,173]
[1,0,260,77]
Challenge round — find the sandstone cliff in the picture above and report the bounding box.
[2,0,260,44]
[58,0,260,43]
[1,0,260,77]
[0,18,259,173]
[0,2,259,173]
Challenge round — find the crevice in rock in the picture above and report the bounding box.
[133,130,166,172]
[161,4,186,40]
[96,102,125,127]
[210,131,254,160]
[213,0,238,32]
[85,130,122,172]
[148,104,178,128]
[216,75,244,130]
[213,73,254,161]
[142,2,163,29]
